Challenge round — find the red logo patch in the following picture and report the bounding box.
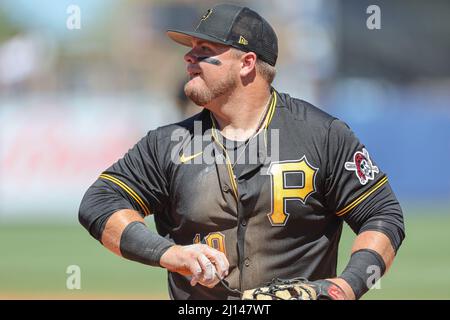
[345,148,379,185]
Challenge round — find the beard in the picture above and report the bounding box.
[184,72,237,106]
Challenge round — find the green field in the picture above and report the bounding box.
[1,213,450,299]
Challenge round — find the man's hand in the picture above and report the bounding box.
[160,244,229,288]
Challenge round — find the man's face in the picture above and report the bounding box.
[184,38,239,106]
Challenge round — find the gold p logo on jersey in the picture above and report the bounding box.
[267,156,318,226]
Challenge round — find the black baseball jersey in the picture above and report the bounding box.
[80,89,404,299]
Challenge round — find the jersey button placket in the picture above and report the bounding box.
[244,258,250,267]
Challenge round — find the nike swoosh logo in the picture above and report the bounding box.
[180,151,203,163]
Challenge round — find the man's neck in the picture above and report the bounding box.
[208,87,272,141]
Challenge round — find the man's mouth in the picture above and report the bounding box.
[189,71,201,80]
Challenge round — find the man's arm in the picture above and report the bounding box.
[101,209,145,256]
[81,199,231,288]
[79,129,229,288]
[322,119,405,300]
[99,208,229,287]
[327,230,395,300]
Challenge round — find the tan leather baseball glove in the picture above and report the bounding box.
[242,277,346,300]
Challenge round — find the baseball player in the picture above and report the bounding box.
[79,4,405,300]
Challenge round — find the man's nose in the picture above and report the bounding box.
[184,50,197,64]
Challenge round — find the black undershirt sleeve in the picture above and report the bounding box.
[343,181,405,252]
[79,178,142,241]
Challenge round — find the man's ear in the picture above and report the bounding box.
[239,52,257,77]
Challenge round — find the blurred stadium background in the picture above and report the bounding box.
[1,0,449,299]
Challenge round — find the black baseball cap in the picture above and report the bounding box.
[167,4,278,66]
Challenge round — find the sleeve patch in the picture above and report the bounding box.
[344,148,379,185]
